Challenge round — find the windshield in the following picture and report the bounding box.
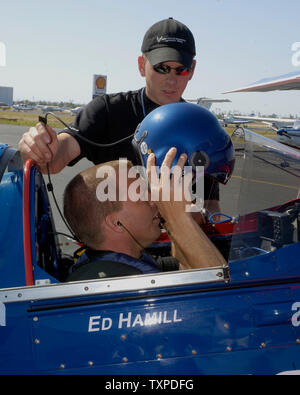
[219,128,300,262]
[294,120,300,130]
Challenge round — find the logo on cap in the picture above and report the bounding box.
[157,36,187,44]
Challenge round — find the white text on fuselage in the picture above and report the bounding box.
[88,310,182,332]
[292,302,300,327]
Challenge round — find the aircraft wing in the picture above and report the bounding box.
[233,115,295,127]
[223,71,300,93]
[187,98,231,110]
[229,119,255,124]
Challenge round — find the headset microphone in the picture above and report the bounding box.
[116,220,148,252]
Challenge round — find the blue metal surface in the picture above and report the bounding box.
[0,170,26,288]
[230,242,300,282]
[0,144,8,161]
[1,278,300,374]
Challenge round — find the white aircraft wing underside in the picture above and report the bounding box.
[224,71,300,93]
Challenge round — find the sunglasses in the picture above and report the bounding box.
[153,63,192,76]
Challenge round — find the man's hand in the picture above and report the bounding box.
[18,122,59,167]
[146,147,192,220]
[147,147,206,226]
[146,147,226,269]
[18,124,80,174]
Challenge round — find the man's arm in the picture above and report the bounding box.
[18,123,81,174]
[163,209,226,270]
[147,147,227,270]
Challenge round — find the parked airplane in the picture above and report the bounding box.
[0,102,10,109]
[187,97,231,111]
[70,106,84,115]
[12,104,35,111]
[40,105,65,113]
[223,71,300,146]
[221,116,255,127]
[277,120,300,148]
[227,115,296,130]
[186,98,254,128]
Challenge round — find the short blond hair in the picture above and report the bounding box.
[63,160,133,248]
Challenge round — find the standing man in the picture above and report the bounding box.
[18,17,219,205]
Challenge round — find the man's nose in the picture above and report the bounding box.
[165,71,177,83]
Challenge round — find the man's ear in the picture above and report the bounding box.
[105,214,124,233]
[138,55,146,77]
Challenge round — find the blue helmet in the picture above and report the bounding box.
[132,102,235,184]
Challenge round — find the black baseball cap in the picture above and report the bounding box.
[141,18,196,68]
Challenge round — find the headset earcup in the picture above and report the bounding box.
[189,151,210,171]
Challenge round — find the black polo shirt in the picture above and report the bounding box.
[66,88,219,200]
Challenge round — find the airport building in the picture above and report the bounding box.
[0,86,13,105]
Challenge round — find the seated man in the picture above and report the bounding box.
[63,147,227,282]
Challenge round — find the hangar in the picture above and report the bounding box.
[0,86,13,106]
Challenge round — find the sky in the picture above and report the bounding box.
[0,0,299,116]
